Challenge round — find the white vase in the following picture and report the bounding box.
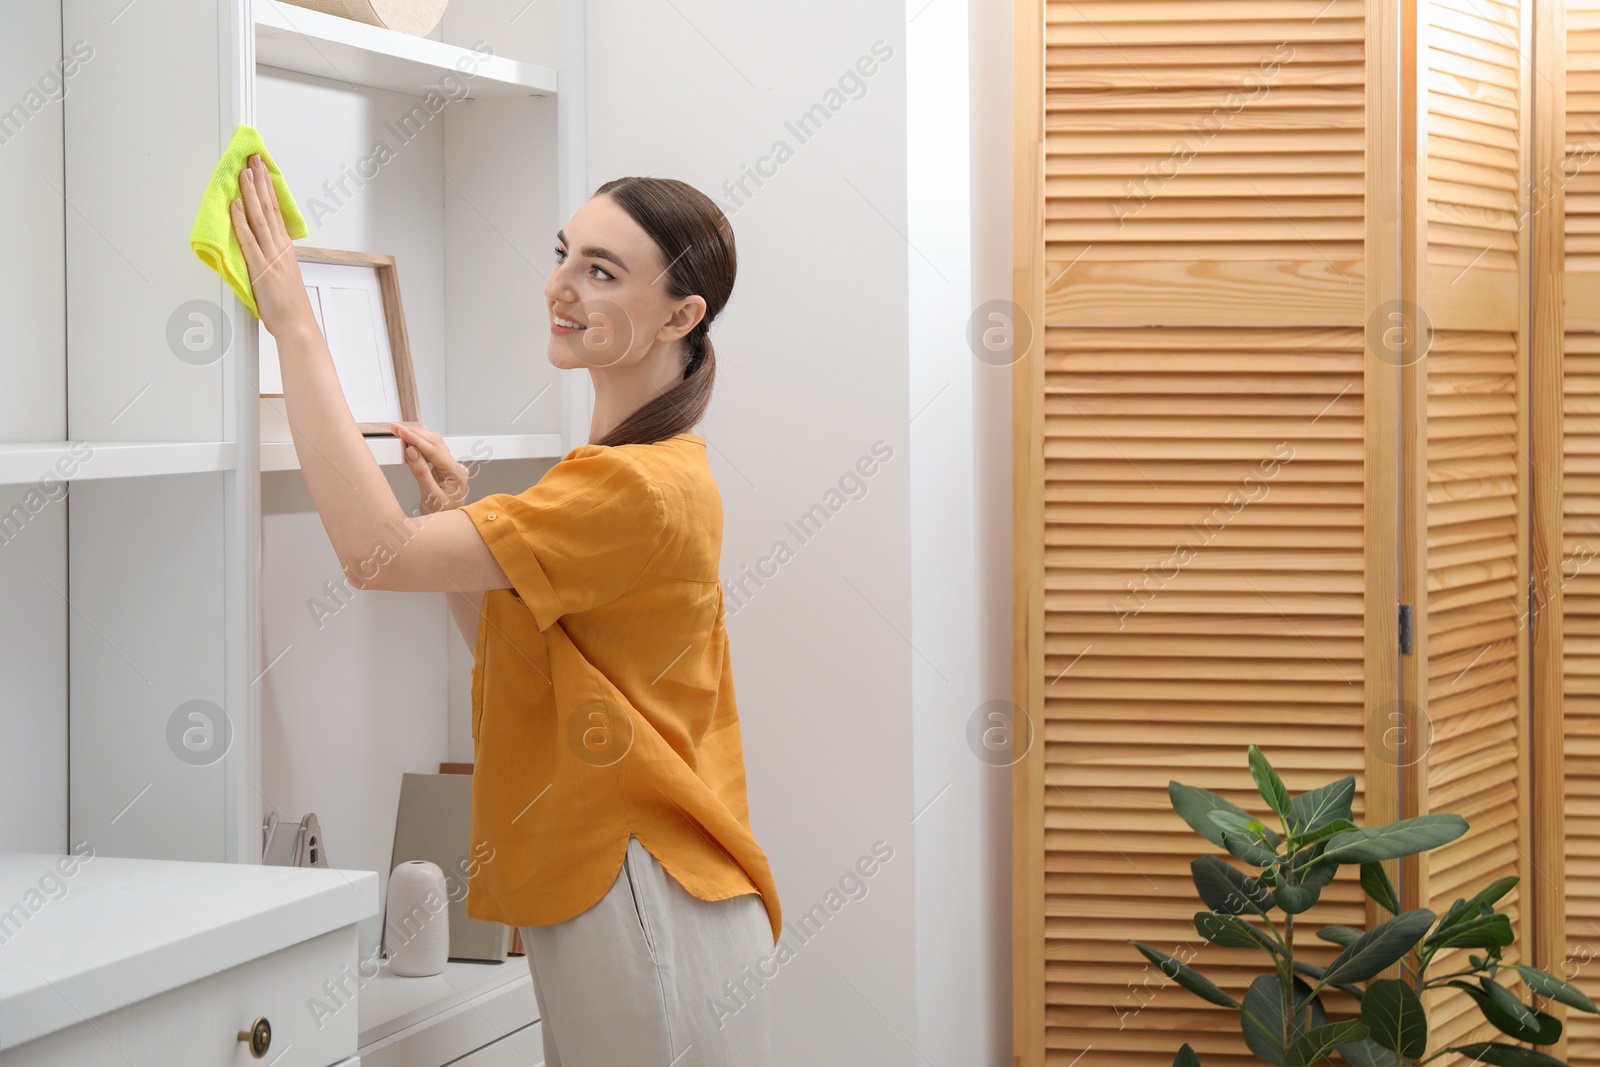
[385,860,449,976]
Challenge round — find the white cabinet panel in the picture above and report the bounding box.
[0,926,360,1067]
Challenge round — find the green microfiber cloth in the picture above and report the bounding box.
[190,123,307,319]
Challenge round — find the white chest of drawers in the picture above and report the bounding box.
[0,850,378,1066]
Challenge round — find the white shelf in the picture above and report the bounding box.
[261,433,565,472]
[255,0,559,98]
[0,440,237,485]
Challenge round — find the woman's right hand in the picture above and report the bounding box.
[394,422,470,514]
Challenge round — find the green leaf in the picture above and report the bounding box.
[1316,925,1363,947]
[1204,808,1281,866]
[1290,960,1365,1000]
[1273,882,1324,914]
[1173,1043,1201,1067]
[1428,914,1515,951]
[1512,963,1600,1014]
[1360,862,1400,915]
[1242,974,1316,1066]
[1128,940,1241,1008]
[1360,978,1427,1058]
[1250,744,1294,826]
[1434,876,1520,939]
[1334,1037,1397,1067]
[1436,896,1472,938]
[1296,841,1341,888]
[1292,819,1360,848]
[1223,829,1283,868]
[1287,1020,1369,1067]
[1482,977,1562,1044]
[1210,808,1284,865]
[1323,815,1469,864]
[1450,979,1563,1045]
[1171,781,1279,850]
[1194,912,1280,954]
[1448,1043,1568,1067]
[1287,775,1356,841]
[1465,876,1520,914]
[1321,909,1435,986]
[1191,855,1274,916]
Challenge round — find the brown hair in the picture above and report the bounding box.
[586,177,736,448]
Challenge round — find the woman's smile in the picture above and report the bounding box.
[551,310,587,334]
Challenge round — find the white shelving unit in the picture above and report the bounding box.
[3,1,586,1056]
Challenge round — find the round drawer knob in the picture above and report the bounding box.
[237,1016,271,1057]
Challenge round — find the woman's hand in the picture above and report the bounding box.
[230,152,316,338]
[396,423,471,514]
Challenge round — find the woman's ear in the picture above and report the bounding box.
[668,295,708,341]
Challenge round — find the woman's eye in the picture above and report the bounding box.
[553,246,612,281]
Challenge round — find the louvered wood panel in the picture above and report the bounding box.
[1026,0,1400,1060]
[1044,325,1370,1067]
[1565,6,1600,1056]
[1414,0,1536,1059]
[1043,4,1368,328]
[1563,334,1600,1064]
[1421,333,1532,1055]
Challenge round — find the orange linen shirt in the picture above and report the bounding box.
[458,431,782,946]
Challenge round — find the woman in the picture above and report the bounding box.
[232,156,781,1066]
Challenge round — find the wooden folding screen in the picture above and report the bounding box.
[1012,0,1574,1061]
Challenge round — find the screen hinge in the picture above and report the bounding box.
[1398,603,1414,655]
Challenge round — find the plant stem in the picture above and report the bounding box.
[1255,905,1284,945]
[1281,910,1298,1060]
[1419,967,1477,988]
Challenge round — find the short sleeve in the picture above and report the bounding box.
[462,446,666,631]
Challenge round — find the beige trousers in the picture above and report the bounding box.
[519,834,775,1067]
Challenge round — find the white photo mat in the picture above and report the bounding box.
[259,260,404,426]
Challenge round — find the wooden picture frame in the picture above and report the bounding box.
[258,247,421,435]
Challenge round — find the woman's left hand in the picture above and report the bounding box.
[231,153,316,338]
[396,423,472,514]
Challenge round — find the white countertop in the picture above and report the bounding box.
[0,851,379,1049]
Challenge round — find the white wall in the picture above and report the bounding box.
[909,0,1013,1063]
[585,2,920,1063]
[968,0,1017,1060]
[589,0,1012,1063]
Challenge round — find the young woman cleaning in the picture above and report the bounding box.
[232,155,782,1066]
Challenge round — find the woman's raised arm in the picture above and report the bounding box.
[230,150,511,598]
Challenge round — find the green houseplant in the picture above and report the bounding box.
[1128,745,1600,1067]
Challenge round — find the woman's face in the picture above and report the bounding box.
[544,193,706,373]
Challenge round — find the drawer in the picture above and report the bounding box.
[358,968,537,1067]
[451,1021,543,1066]
[0,925,360,1067]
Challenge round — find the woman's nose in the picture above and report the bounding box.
[545,265,575,301]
